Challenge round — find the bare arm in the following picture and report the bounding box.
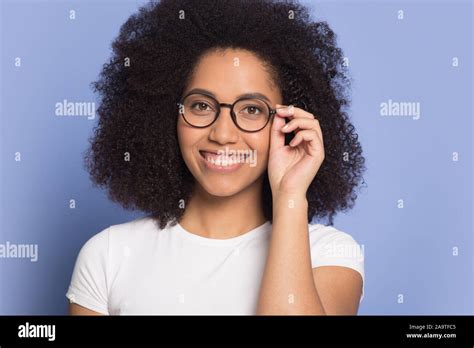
[69,303,105,316]
[256,194,363,315]
[258,104,362,315]
[256,194,325,314]
[312,265,362,315]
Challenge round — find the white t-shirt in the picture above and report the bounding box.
[66,217,364,315]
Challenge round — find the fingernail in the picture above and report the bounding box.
[276,105,294,116]
[287,105,294,115]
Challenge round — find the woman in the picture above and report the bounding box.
[67,0,366,315]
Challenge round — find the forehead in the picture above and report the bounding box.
[185,48,280,101]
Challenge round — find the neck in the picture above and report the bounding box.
[179,177,267,239]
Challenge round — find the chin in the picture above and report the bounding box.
[197,172,261,198]
[200,182,244,198]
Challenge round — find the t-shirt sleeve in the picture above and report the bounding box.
[66,227,110,314]
[308,224,365,303]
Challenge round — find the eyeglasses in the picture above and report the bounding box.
[177,92,276,133]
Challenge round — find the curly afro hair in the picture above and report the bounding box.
[86,0,366,229]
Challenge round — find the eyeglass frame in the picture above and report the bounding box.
[176,92,277,133]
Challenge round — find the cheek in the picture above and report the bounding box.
[246,131,271,167]
[177,121,196,160]
[176,123,186,154]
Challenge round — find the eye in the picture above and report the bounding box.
[239,105,264,116]
[244,106,262,115]
[194,102,210,110]
[191,102,214,113]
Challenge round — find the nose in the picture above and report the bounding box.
[208,106,239,145]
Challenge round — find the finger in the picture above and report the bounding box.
[281,117,324,146]
[275,104,324,145]
[275,104,315,120]
[270,110,285,151]
[289,129,322,158]
[281,118,319,133]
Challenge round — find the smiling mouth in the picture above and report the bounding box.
[199,150,249,167]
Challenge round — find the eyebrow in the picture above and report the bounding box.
[184,88,272,103]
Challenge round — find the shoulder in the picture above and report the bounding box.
[107,216,158,241]
[308,223,366,310]
[76,225,110,260]
[67,216,161,314]
[308,223,363,253]
[307,223,365,294]
[78,216,158,257]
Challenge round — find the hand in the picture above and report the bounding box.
[268,104,325,198]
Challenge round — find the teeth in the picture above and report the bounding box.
[205,155,239,167]
[201,151,250,168]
